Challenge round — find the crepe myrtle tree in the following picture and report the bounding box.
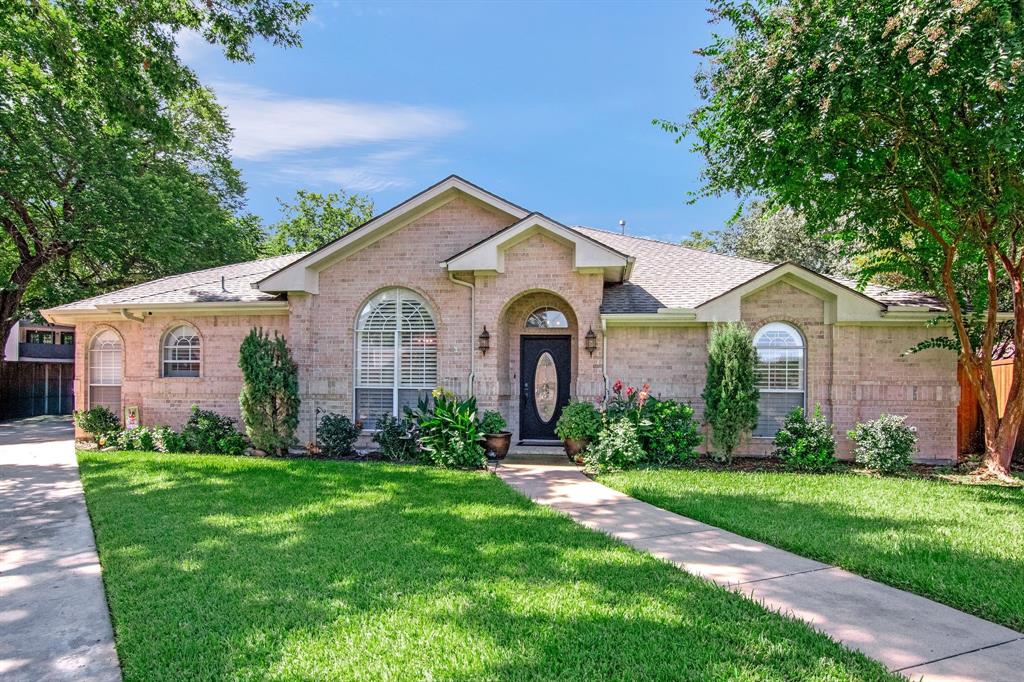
[0,0,309,402]
[667,0,1024,479]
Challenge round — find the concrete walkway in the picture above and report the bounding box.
[497,461,1024,681]
[0,417,121,681]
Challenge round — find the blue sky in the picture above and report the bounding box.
[182,0,732,243]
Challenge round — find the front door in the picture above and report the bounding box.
[519,335,571,441]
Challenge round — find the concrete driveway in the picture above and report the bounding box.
[0,416,121,681]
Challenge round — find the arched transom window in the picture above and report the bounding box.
[753,322,805,437]
[356,288,437,429]
[89,330,122,414]
[162,324,201,377]
[526,307,568,329]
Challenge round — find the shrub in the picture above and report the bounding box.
[318,412,360,458]
[773,404,836,471]
[74,406,120,438]
[479,410,508,434]
[409,390,485,469]
[153,426,188,453]
[554,400,603,442]
[848,414,917,473]
[702,323,759,462]
[111,427,157,452]
[640,398,702,465]
[372,413,418,461]
[239,328,300,455]
[583,418,646,473]
[181,405,245,455]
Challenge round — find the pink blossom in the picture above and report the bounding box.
[612,380,623,394]
[626,386,637,398]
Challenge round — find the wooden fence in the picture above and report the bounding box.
[957,358,1024,458]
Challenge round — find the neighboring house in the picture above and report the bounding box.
[44,176,958,462]
[1,320,76,420]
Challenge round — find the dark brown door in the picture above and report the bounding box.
[519,335,571,441]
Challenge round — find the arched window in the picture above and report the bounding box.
[753,322,805,437]
[526,307,568,329]
[89,330,122,414]
[356,289,437,429]
[161,324,201,377]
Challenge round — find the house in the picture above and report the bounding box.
[1,320,76,420]
[43,176,958,461]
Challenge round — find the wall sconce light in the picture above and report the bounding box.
[585,326,598,356]
[478,326,490,355]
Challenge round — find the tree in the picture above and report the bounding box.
[719,204,851,276]
[668,0,1024,479]
[263,189,374,255]
[680,230,718,251]
[239,328,300,455]
[0,0,309,393]
[702,323,759,462]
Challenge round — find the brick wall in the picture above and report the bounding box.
[74,313,288,436]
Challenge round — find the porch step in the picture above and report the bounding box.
[501,444,574,466]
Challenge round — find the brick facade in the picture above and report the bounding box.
[71,198,959,462]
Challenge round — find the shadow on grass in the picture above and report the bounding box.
[76,452,892,681]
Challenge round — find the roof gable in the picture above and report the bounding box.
[256,175,529,294]
[443,214,632,282]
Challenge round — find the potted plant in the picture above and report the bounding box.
[555,401,602,462]
[479,410,512,460]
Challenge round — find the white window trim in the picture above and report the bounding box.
[354,289,437,428]
[160,324,201,378]
[88,329,123,411]
[753,322,806,438]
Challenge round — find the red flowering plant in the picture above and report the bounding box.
[599,380,700,467]
[606,380,651,426]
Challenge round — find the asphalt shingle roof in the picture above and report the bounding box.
[574,226,945,313]
[49,253,307,311]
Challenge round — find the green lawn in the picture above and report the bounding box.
[599,468,1024,631]
[78,451,893,681]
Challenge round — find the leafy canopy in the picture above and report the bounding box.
[262,189,374,256]
[0,0,309,328]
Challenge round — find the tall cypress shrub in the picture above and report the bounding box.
[702,323,759,462]
[239,328,300,455]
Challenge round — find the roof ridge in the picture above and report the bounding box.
[572,225,776,267]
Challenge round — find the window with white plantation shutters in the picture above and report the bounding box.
[89,330,123,415]
[356,289,437,429]
[753,322,805,437]
[161,324,201,377]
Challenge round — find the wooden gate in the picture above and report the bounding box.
[0,361,75,420]
[957,358,1024,458]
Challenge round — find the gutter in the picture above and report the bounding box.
[601,317,609,407]
[447,271,475,395]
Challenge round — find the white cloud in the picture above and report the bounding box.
[215,83,464,160]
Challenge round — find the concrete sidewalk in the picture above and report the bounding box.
[0,417,121,681]
[497,461,1024,681]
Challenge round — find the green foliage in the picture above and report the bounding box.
[583,419,647,473]
[111,427,158,452]
[641,398,702,465]
[371,413,418,462]
[702,323,759,462]
[317,413,360,459]
[478,410,508,435]
[181,406,247,456]
[238,328,300,455]
[554,401,603,442]
[848,415,917,474]
[680,230,718,251]
[773,405,836,472]
[153,426,188,454]
[74,406,121,437]
[409,391,485,469]
[263,189,375,255]
[670,0,1024,472]
[0,1,308,349]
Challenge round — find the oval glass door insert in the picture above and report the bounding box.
[534,351,557,423]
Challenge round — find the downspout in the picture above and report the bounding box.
[601,317,609,407]
[448,271,475,396]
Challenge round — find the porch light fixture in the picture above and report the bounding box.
[478,326,490,355]
[585,326,598,356]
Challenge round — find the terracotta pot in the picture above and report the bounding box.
[483,431,512,460]
[563,438,589,462]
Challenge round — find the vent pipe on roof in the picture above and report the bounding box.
[619,219,626,235]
